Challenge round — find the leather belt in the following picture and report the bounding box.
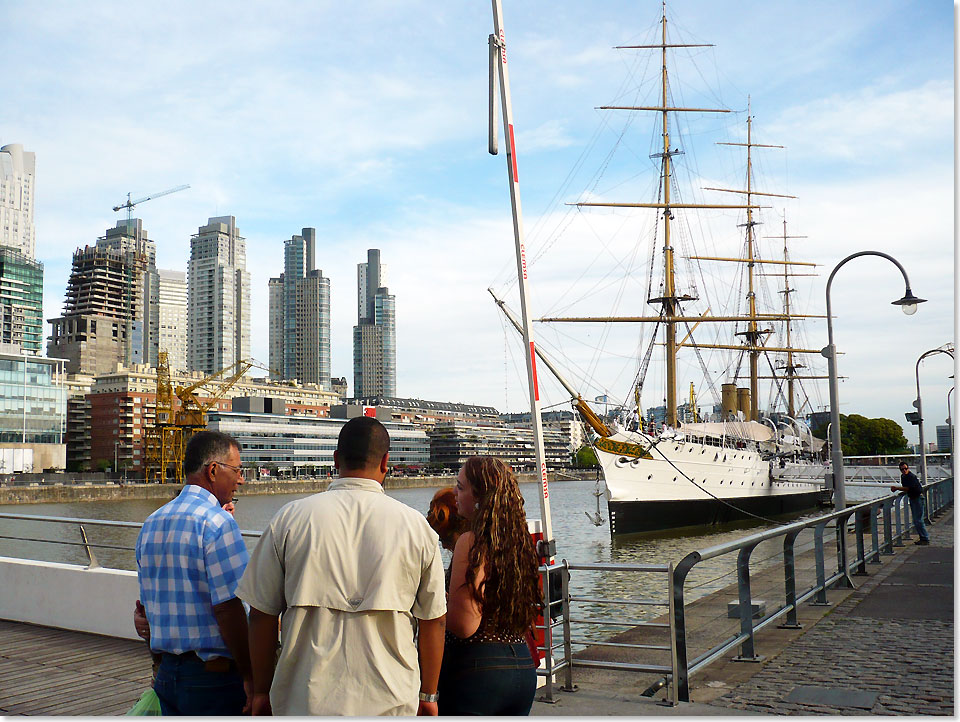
[161,651,237,674]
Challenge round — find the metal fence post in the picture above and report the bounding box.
[779,530,802,629]
[732,545,763,662]
[894,495,905,546]
[853,511,867,576]
[537,564,555,703]
[672,553,699,703]
[812,522,830,606]
[900,495,912,541]
[881,499,894,554]
[78,524,100,569]
[559,561,576,693]
[666,562,679,707]
[869,501,881,564]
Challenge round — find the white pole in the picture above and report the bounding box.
[489,0,555,559]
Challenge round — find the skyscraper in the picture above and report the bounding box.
[187,216,250,375]
[158,269,187,372]
[48,219,156,375]
[267,228,330,387]
[0,144,36,258]
[353,248,396,397]
[0,247,43,355]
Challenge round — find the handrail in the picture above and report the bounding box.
[667,476,953,702]
[0,511,264,538]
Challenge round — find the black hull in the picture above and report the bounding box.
[608,490,823,536]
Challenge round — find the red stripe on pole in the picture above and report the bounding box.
[530,341,539,400]
[508,124,519,182]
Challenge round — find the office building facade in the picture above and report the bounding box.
[0,143,36,258]
[0,247,43,355]
[353,248,396,397]
[187,216,250,375]
[268,228,331,387]
[0,352,67,471]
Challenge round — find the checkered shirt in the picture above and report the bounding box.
[136,484,249,660]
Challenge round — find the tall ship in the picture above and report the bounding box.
[493,4,828,535]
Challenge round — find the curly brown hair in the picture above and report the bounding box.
[461,456,543,637]
[426,487,469,550]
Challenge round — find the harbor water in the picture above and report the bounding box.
[0,479,820,642]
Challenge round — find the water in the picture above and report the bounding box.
[0,480,821,643]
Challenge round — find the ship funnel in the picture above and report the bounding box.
[721,383,738,420]
[737,387,752,421]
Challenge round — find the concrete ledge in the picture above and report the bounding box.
[0,556,139,640]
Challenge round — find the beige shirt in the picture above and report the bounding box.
[236,477,446,716]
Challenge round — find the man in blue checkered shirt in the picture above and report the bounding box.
[136,430,252,715]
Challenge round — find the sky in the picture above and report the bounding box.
[1,0,954,446]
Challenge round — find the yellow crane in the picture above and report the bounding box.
[145,357,271,483]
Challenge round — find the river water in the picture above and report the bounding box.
[0,479,820,641]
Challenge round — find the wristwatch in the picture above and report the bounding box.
[418,691,440,703]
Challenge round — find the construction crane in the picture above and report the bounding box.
[113,184,190,222]
[145,356,270,483]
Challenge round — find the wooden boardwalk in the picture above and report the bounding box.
[0,620,152,716]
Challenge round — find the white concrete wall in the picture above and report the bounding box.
[0,556,140,640]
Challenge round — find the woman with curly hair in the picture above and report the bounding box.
[438,456,542,715]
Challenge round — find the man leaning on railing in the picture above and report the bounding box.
[890,461,930,545]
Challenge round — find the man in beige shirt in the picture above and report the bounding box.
[237,416,446,716]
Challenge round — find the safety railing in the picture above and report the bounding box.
[535,561,679,706]
[664,476,953,703]
[0,511,263,568]
[1,476,953,707]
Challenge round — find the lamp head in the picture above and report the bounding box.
[892,288,925,316]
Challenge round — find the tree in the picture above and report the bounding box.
[573,444,599,468]
[812,413,909,455]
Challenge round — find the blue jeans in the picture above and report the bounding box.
[438,641,536,715]
[154,653,246,716]
[909,495,929,541]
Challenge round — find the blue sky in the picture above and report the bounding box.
[1,0,954,444]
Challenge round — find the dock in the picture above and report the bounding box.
[0,509,952,716]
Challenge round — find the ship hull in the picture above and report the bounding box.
[607,489,823,535]
[596,430,825,535]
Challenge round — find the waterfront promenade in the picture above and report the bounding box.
[0,509,952,715]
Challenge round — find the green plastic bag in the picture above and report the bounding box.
[126,688,162,716]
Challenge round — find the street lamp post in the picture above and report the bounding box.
[913,345,954,489]
[822,250,925,580]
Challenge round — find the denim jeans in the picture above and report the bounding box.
[154,653,246,716]
[908,495,929,541]
[438,641,536,716]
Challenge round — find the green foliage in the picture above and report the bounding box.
[573,444,599,468]
[812,413,909,455]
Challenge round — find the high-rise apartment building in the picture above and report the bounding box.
[187,216,250,375]
[267,228,330,387]
[353,248,396,397]
[47,219,157,375]
[158,269,187,372]
[0,144,36,258]
[0,247,43,355]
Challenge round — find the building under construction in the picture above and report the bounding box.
[47,219,159,376]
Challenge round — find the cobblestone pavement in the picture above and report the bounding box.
[714,511,954,715]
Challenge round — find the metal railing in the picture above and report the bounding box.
[0,511,264,567]
[0,477,953,707]
[664,477,952,703]
[535,561,679,705]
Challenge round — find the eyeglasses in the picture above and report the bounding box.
[210,461,246,478]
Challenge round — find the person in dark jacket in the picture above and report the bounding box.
[890,461,930,545]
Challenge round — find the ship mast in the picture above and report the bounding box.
[543,5,828,429]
